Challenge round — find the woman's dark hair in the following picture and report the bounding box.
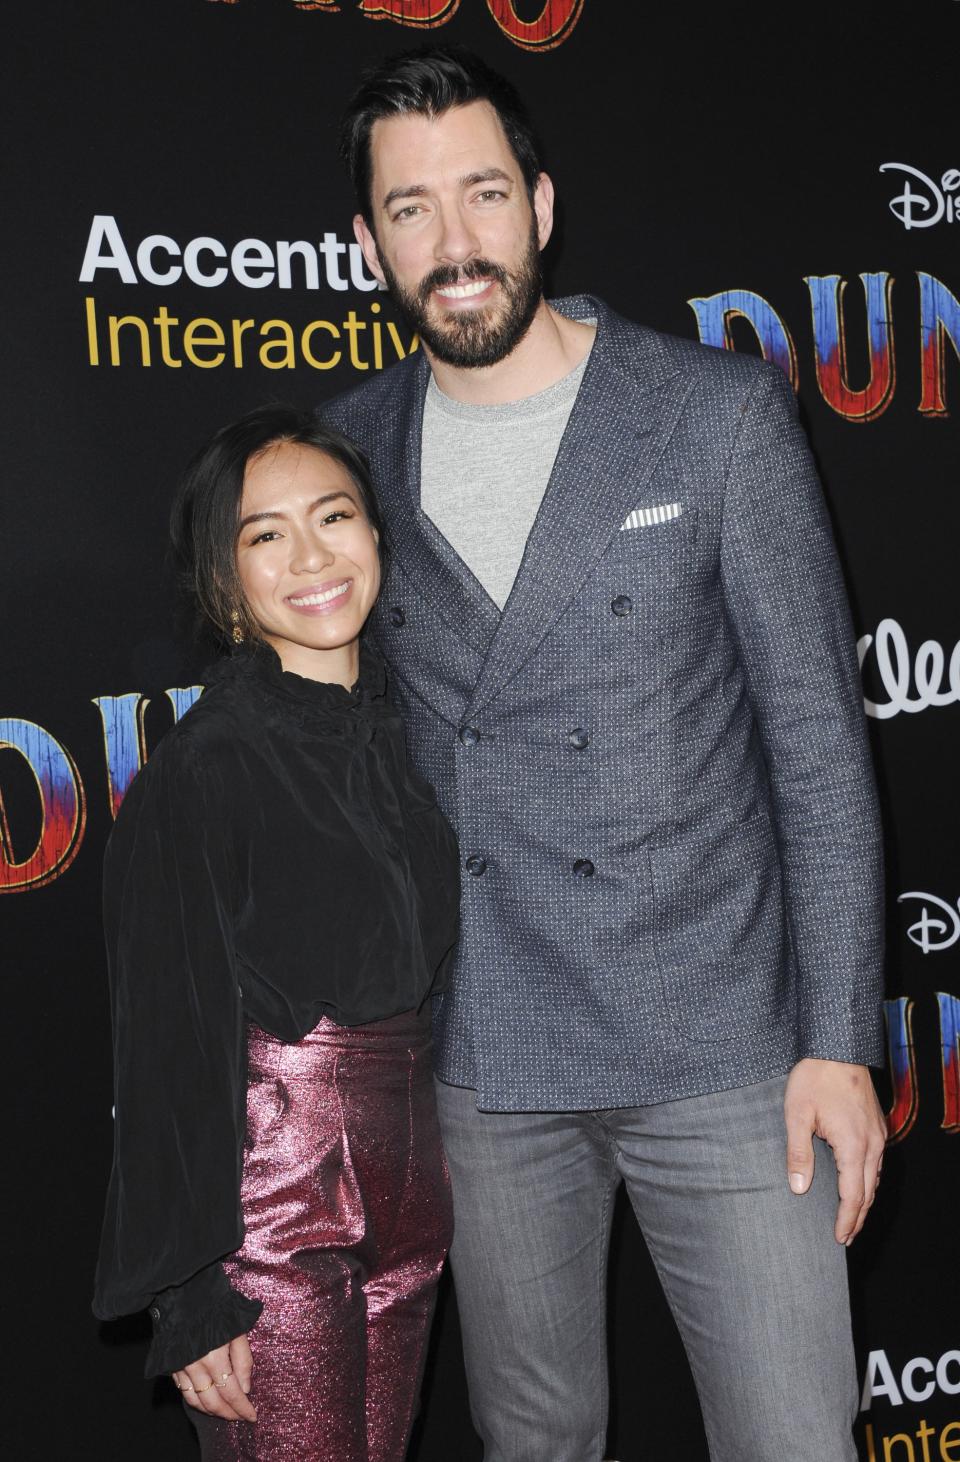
[170,404,384,647]
[340,45,542,223]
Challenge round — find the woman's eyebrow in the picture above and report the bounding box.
[238,492,354,531]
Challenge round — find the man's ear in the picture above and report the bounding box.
[353,213,386,286]
[532,172,555,252]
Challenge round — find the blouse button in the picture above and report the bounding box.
[568,727,590,750]
[611,594,633,616]
[465,854,488,877]
[388,606,405,627]
[572,858,595,878]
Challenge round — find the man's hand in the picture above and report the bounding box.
[784,1058,887,1245]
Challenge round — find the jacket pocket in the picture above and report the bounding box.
[609,505,698,560]
[648,812,789,1042]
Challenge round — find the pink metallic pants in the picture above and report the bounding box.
[189,1007,452,1462]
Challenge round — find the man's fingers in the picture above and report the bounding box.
[834,1146,868,1244]
[785,1109,816,1195]
[845,1134,886,1245]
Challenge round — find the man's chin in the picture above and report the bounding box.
[421,325,515,370]
[427,301,500,335]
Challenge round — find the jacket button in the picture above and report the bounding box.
[149,1306,161,1322]
[465,855,487,877]
[388,606,405,627]
[611,594,633,616]
[568,727,590,749]
[573,858,595,878]
[459,726,481,746]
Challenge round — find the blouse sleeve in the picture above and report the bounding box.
[92,732,262,1373]
[400,755,461,981]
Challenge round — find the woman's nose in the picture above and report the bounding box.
[290,530,335,574]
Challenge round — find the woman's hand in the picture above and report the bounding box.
[173,1333,257,1422]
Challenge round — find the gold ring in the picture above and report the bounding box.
[174,1379,194,1392]
[194,1381,215,1394]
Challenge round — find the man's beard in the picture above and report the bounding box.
[378,221,543,369]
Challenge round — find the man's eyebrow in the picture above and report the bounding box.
[237,491,354,531]
[382,182,428,210]
[458,167,513,190]
[382,168,514,211]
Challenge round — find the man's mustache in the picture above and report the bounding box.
[416,259,508,303]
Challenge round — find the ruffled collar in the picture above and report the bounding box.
[205,637,388,714]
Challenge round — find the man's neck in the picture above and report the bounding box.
[426,299,596,407]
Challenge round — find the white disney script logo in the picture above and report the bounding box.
[897,892,960,954]
[857,619,960,720]
[880,162,960,229]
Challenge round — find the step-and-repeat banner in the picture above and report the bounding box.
[3,2,957,1458]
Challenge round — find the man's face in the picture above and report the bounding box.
[354,100,554,369]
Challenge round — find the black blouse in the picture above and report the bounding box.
[92,643,460,1375]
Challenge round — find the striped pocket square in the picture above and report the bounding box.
[621,502,682,531]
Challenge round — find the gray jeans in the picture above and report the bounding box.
[435,1075,858,1462]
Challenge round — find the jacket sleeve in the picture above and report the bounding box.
[92,734,262,1374]
[719,364,885,1066]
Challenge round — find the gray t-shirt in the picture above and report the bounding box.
[420,351,591,609]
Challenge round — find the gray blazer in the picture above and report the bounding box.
[325,295,885,1111]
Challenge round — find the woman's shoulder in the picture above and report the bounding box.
[112,677,254,824]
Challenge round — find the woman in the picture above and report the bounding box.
[93,406,460,1461]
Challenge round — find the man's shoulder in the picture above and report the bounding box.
[559,294,782,403]
[321,351,424,439]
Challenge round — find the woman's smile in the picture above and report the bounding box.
[286,579,353,612]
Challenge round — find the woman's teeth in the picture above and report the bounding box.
[288,582,349,606]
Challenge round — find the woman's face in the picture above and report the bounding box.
[235,441,381,685]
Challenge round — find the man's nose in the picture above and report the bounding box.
[434,203,480,266]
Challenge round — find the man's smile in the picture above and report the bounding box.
[434,278,496,302]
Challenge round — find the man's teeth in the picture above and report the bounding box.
[289,582,349,606]
[435,279,491,300]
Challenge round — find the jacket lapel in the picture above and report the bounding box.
[370,353,500,658]
[464,306,695,718]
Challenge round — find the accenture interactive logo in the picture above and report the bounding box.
[880,162,960,229]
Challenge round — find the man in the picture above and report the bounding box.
[326,46,886,1462]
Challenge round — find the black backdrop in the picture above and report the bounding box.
[3,3,958,1458]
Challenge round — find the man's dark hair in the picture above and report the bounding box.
[341,45,542,223]
[170,404,384,647]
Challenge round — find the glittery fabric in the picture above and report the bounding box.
[189,1009,451,1462]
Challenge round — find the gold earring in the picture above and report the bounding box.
[230,610,244,646]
